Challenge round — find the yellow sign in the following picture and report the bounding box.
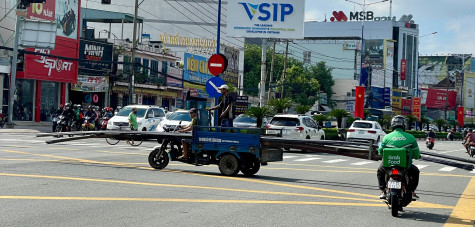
[160,33,217,50]
[112,86,178,98]
[392,89,402,115]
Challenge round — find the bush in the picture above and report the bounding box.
[322,128,339,140]
[384,130,462,139]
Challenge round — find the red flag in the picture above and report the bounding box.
[458,106,464,126]
[354,86,365,118]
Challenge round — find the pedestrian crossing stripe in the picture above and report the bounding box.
[415,165,429,169]
[283,156,298,159]
[351,161,373,166]
[323,159,347,163]
[439,167,457,172]
[294,157,322,162]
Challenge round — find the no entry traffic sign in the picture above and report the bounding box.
[208,54,228,76]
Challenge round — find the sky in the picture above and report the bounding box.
[304,0,475,56]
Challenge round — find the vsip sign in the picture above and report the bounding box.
[227,0,305,39]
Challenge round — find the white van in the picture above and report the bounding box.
[107,105,166,131]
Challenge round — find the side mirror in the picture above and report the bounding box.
[147,113,154,118]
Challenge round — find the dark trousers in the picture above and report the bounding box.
[377,163,420,192]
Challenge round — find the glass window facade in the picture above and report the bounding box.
[13,79,34,121]
[40,81,59,122]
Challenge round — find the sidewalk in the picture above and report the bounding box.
[0,121,52,133]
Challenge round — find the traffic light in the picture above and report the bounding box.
[101,0,111,4]
[19,0,45,9]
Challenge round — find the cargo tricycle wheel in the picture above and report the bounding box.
[148,148,169,169]
[218,154,240,176]
[241,159,260,176]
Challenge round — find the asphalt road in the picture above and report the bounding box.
[0,133,474,227]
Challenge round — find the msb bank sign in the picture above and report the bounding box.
[227,0,305,39]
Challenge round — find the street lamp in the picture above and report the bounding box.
[345,0,388,89]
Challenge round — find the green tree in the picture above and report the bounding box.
[268,98,293,114]
[434,118,447,132]
[295,105,311,114]
[329,109,350,128]
[363,109,371,120]
[306,62,335,107]
[313,114,329,127]
[244,106,274,128]
[405,115,419,130]
[281,65,320,106]
[382,115,393,130]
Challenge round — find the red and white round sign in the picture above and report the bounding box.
[208,54,228,76]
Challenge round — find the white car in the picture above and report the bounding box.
[346,120,386,143]
[107,105,166,131]
[156,110,192,132]
[266,114,325,140]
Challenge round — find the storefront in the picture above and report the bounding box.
[11,0,81,122]
[70,75,109,109]
[111,82,180,108]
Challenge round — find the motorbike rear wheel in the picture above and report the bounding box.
[148,148,169,169]
[391,194,399,217]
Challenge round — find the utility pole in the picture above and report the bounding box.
[7,0,23,128]
[445,67,449,120]
[258,39,267,107]
[267,40,276,102]
[129,0,139,105]
[281,40,289,99]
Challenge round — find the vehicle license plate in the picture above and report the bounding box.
[387,180,401,189]
[358,131,365,134]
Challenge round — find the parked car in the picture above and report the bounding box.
[107,105,165,131]
[346,120,386,143]
[156,110,193,132]
[233,114,269,128]
[266,114,325,140]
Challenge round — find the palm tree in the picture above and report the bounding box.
[420,116,431,131]
[382,115,392,130]
[346,116,356,128]
[268,98,293,114]
[405,115,419,131]
[295,105,311,114]
[329,109,350,128]
[244,106,274,128]
[313,114,329,127]
[433,118,447,132]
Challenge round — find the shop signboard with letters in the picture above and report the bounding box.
[71,75,109,92]
[23,0,80,83]
[79,39,113,75]
[227,0,305,39]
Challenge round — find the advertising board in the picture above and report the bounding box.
[227,0,305,39]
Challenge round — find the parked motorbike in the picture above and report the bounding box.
[337,128,346,141]
[425,137,435,150]
[0,112,5,128]
[55,115,69,133]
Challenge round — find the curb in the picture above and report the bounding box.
[0,129,42,133]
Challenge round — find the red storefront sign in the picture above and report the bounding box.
[22,37,79,83]
[400,59,406,81]
[27,1,55,21]
[423,88,457,109]
[412,97,421,120]
[401,98,412,116]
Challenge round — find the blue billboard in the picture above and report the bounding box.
[183,53,213,85]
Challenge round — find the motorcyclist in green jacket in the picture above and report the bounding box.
[377,115,421,200]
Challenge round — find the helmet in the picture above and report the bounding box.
[60,104,64,109]
[65,103,71,109]
[391,115,406,130]
[88,105,93,109]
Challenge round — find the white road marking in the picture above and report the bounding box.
[0,139,44,143]
[283,155,298,159]
[323,159,347,163]
[351,161,373,166]
[415,165,429,169]
[438,167,457,172]
[470,169,475,174]
[440,149,466,154]
[293,157,322,162]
